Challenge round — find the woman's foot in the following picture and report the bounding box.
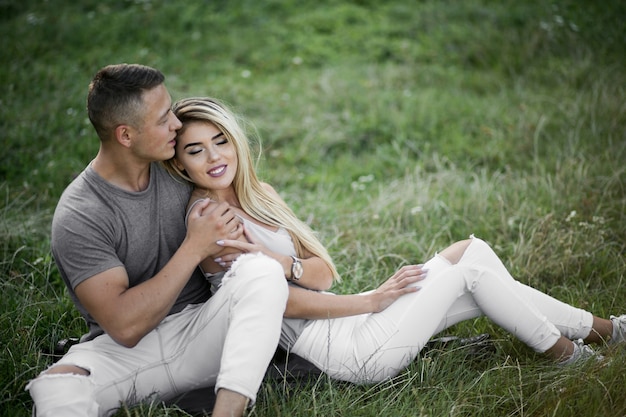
[610,314,626,345]
[559,339,602,366]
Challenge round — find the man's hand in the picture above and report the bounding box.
[185,199,243,261]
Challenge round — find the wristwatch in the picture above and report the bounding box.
[290,256,303,281]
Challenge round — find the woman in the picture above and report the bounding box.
[163,97,625,383]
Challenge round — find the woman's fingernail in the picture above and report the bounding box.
[216,240,224,246]
[214,257,222,263]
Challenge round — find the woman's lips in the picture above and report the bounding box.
[208,165,226,177]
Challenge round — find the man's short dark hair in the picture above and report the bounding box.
[87,64,165,140]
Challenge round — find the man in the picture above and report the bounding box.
[26,64,288,417]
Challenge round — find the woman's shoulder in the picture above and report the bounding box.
[184,197,222,226]
[260,181,277,194]
[260,182,286,203]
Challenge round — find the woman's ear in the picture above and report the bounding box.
[173,158,185,172]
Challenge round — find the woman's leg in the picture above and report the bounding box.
[292,254,498,382]
[443,237,620,360]
[452,238,619,343]
[291,254,470,382]
[293,237,599,383]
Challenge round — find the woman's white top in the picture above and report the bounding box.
[186,199,311,348]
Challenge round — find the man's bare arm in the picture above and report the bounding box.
[75,200,239,347]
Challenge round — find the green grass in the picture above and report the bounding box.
[1,0,625,416]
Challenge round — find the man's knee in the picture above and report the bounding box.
[44,364,90,376]
[228,254,289,310]
[27,368,98,417]
[233,253,283,276]
[231,254,287,290]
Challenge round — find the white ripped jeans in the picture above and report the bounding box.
[291,237,593,383]
[27,253,288,417]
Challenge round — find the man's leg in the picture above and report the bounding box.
[161,253,288,413]
[212,389,249,417]
[209,253,288,406]
[27,366,98,417]
[28,254,287,416]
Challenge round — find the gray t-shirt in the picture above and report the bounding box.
[51,162,210,341]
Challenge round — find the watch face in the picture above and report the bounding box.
[292,258,303,279]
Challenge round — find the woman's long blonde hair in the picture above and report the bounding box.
[163,97,340,281]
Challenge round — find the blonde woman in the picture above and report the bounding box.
[164,97,625,383]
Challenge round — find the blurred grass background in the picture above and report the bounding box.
[1,0,625,415]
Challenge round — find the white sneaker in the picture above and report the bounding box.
[559,339,602,366]
[610,314,626,345]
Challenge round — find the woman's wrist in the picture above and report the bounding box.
[365,292,382,313]
[281,255,293,279]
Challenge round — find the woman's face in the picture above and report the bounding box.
[174,121,238,194]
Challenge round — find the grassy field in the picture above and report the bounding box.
[1,0,625,416]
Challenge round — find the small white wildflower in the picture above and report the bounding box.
[351,182,366,191]
[292,56,303,65]
[358,174,374,183]
[565,210,577,222]
[241,70,251,78]
[554,15,564,26]
[592,216,605,224]
[26,13,43,25]
[410,206,423,215]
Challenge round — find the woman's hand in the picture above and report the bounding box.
[213,224,274,268]
[367,265,427,313]
[215,225,334,290]
[285,265,427,319]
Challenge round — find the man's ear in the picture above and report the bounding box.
[114,124,133,148]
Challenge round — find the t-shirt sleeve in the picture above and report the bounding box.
[51,190,123,291]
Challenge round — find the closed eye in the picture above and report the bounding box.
[213,132,227,145]
[183,143,204,155]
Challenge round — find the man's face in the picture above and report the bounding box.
[130,84,182,162]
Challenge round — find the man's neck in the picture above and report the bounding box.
[91,149,152,192]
